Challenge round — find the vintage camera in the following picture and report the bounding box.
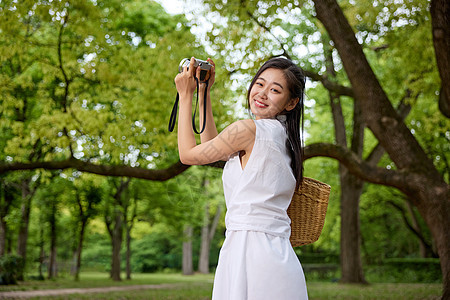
[178,58,212,82]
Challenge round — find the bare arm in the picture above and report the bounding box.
[178,119,255,165]
[198,58,218,143]
[175,58,255,165]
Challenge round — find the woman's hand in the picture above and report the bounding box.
[199,58,215,90]
[174,57,197,98]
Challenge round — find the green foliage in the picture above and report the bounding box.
[360,183,434,264]
[0,0,447,289]
[81,233,111,271]
[0,0,229,280]
[365,258,442,283]
[0,254,24,285]
[0,0,223,167]
[130,229,182,273]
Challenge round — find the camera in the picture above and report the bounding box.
[178,58,212,82]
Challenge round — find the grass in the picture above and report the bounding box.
[307,282,442,300]
[0,272,214,291]
[0,272,443,299]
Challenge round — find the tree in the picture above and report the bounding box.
[104,177,130,281]
[182,225,194,275]
[16,173,41,280]
[34,175,67,279]
[199,0,449,293]
[0,0,228,280]
[1,0,448,295]
[70,174,102,281]
[198,173,223,274]
[430,0,450,118]
[124,181,138,280]
[198,200,222,274]
[0,177,19,256]
[311,0,449,297]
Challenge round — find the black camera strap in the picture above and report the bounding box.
[168,78,209,134]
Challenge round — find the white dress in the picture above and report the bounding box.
[212,118,308,300]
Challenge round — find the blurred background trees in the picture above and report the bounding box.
[0,0,448,296]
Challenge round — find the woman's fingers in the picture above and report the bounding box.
[206,58,215,86]
[196,65,202,79]
[207,58,215,67]
[188,57,195,76]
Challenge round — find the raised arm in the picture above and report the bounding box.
[198,58,218,143]
[174,58,255,165]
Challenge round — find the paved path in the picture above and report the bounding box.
[0,283,180,299]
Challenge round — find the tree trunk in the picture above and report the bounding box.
[0,180,10,256]
[74,219,87,281]
[38,225,45,280]
[198,203,210,274]
[405,201,429,258]
[17,203,31,277]
[182,225,194,275]
[340,96,367,283]
[111,207,123,281]
[17,179,35,281]
[430,0,450,118]
[48,201,57,279]
[125,194,137,280]
[126,225,131,280]
[340,171,366,283]
[313,0,450,297]
[106,178,130,282]
[0,218,6,257]
[198,203,222,274]
[388,199,437,258]
[327,37,367,283]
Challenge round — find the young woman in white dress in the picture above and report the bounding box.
[175,57,308,300]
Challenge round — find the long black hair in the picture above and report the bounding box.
[247,57,306,189]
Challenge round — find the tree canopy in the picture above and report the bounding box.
[0,0,449,296]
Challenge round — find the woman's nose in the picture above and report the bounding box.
[257,88,268,98]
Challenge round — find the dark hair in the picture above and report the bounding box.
[247,57,306,189]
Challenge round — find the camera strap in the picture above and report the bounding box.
[168,78,209,134]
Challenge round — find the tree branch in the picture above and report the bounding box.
[58,14,71,112]
[302,69,354,97]
[0,159,190,182]
[304,142,420,193]
[312,0,441,180]
[0,141,422,194]
[245,8,354,98]
[386,199,436,257]
[246,11,292,60]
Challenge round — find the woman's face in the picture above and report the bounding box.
[249,68,297,120]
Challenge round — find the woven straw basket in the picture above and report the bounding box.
[287,177,331,247]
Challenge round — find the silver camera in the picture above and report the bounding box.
[178,58,212,82]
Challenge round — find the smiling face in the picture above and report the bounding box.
[248,68,298,120]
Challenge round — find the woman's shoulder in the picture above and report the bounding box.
[226,119,256,137]
[219,119,256,148]
[224,118,283,141]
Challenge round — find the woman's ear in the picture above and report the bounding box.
[285,97,299,111]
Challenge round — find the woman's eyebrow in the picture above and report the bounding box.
[257,77,284,89]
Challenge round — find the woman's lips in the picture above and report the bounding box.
[254,99,268,108]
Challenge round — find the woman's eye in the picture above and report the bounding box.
[256,82,263,86]
[271,88,280,93]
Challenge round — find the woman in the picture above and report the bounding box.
[175,57,308,300]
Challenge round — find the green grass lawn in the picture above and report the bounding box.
[0,272,442,299]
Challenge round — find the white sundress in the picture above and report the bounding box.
[212,118,308,300]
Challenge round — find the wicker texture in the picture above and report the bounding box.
[288,177,331,247]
